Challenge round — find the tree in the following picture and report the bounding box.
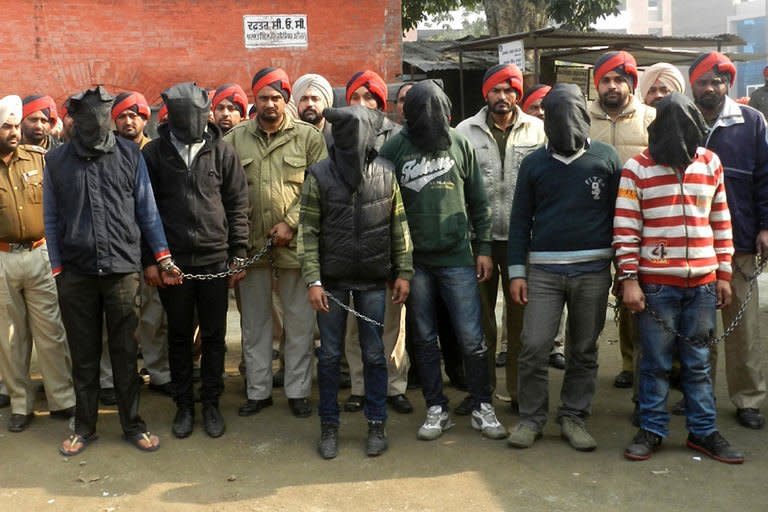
[402,0,620,35]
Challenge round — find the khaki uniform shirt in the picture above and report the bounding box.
[0,145,46,243]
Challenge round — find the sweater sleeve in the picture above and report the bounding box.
[390,176,414,281]
[297,173,322,284]
[506,154,534,279]
[612,164,643,275]
[134,154,171,262]
[462,138,492,257]
[42,163,62,275]
[710,155,734,281]
[220,144,250,258]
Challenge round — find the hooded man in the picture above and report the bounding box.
[691,51,768,430]
[44,85,179,456]
[298,105,413,459]
[506,84,621,452]
[0,95,75,433]
[21,94,59,150]
[615,93,743,464]
[290,73,334,147]
[211,83,248,133]
[142,82,249,439]
[379,80,506,442]
[456,64,546,417]
[637,63,686,107]
[224,67,327,419]
[112,91,152,148]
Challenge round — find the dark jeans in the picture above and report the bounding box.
[317,288,387,425]
[57,271,146,437]
[638,283,717,438]
[407,265,491,411]
[158,264,228,409]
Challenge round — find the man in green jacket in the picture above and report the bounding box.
[224,67,327,419]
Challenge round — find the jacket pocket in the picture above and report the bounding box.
[23,173,43,204]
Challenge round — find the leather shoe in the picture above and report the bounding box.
[289,398,312,418]
[613,370,633,389]
[549,353,566,370]
[736,408,765,429]
[8,413,34,433]
[203,405,225,438]
[49,406,75,420]
[172,407,194,438]
[387,394,413,414]
[0,393,9,408]
[99,388,117,406]
[454,394,473,416]
[148,382,175,397]
[344,394,364,412]
[238,397,274,416]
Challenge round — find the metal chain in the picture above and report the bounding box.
[181,239,273,280]
[324,292,385,328]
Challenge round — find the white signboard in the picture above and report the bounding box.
[243,15,308,48]
[498,40,525,69]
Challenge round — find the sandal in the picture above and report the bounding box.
[59,433,98,457]
[124,431,160,452]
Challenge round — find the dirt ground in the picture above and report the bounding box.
[2,279,768,512]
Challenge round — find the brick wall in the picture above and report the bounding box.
[3,0,402,107]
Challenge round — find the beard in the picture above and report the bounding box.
[489,100,512,114]
[695,92,725,112]
[300,108,322,126]
[600,91,627,109]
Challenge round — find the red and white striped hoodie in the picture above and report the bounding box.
[613,147,733,286]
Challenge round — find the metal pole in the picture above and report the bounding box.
[459,49,465,120]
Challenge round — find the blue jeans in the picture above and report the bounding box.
[638,282,718,438]
[407,265,490,410]
[316,288,387,425]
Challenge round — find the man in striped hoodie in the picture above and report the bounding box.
[615,93,743,464]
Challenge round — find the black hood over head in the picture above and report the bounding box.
[542,83,591,156]
[648,92,706,169]
[324,106,384,189]
[403,80,451,153]
[69,85,116,158]
[162,82,211,144]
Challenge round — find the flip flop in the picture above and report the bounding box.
[59,433,98,457]
[124,431,160,452]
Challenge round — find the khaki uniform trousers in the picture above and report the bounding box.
[0,245,74,415]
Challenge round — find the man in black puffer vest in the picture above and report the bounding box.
[298,106,413,459]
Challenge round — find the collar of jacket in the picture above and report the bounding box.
[247,113,295,139]
[711,96,745,129]
[588,94,643,120]
[467,105,537,135]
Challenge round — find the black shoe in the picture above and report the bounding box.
[288,398,312,418]
[549,353,566,370]
[671,398,685,416]
[495,351,507,367]
[0,393,9,408]
[687,431,744,464]
[387,394,413,414]
[238,397,274,416]
[454,395,473,416]
[366,421,388,456]
[49,406,75,420]
[631,403,640,427]
[272,368,285,389]
[8,413,33,432]
[99,388,117,406]
[509,400,519,415]
[736,408,765,429]
[148,382,175,397]
[203,405,226,438]
[344,394,364,412]
[624,429,662,461]
[172,407,194,438]
[339,372,352,390]
[318,423,339,459]
[613,370,633,389]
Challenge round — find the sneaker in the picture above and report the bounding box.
[686,431,744,464]
[624,429,662,461]
[471,403,508,439]
[454,394,473,416]
[417,405,454,441]
[318,423,339,459]
[507,423,541,449]
[560,416,597,451]
[366,421,388,456]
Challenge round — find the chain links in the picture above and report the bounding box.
[181,239,274,280]
[324,292,385,328]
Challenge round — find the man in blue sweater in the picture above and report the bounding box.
[506,84,621,451]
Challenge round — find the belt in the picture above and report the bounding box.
[0,238,45,253]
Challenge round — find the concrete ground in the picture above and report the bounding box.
[2,279,768,511]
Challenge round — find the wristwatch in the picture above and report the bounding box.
[307,280,322,288]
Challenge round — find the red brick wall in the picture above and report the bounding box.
[3,0,402,107]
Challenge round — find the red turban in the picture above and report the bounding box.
[593,51,638,90]
[111,91,151,121]
[482,64,523,99]
[158,103,168,123]
[22,95,57,124]
[251,67,291,102]
[521,84,551,113]
[212,83,248,116]
[689,52,736,85]
[346,70,388,110]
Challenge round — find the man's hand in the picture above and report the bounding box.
[476,255,492,282]
[158,257,183,286]
[270,222,295,247]
[391,278,410,304]
[308,285,329,312]
[228,270,246,289]
[756,230,768,259]
[715,279,732,309]
[621,279,645,313]
[510,278,527,305]
[144,265,163,287]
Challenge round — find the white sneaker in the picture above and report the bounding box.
[471,402,508,439]
[417,405,454,440]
